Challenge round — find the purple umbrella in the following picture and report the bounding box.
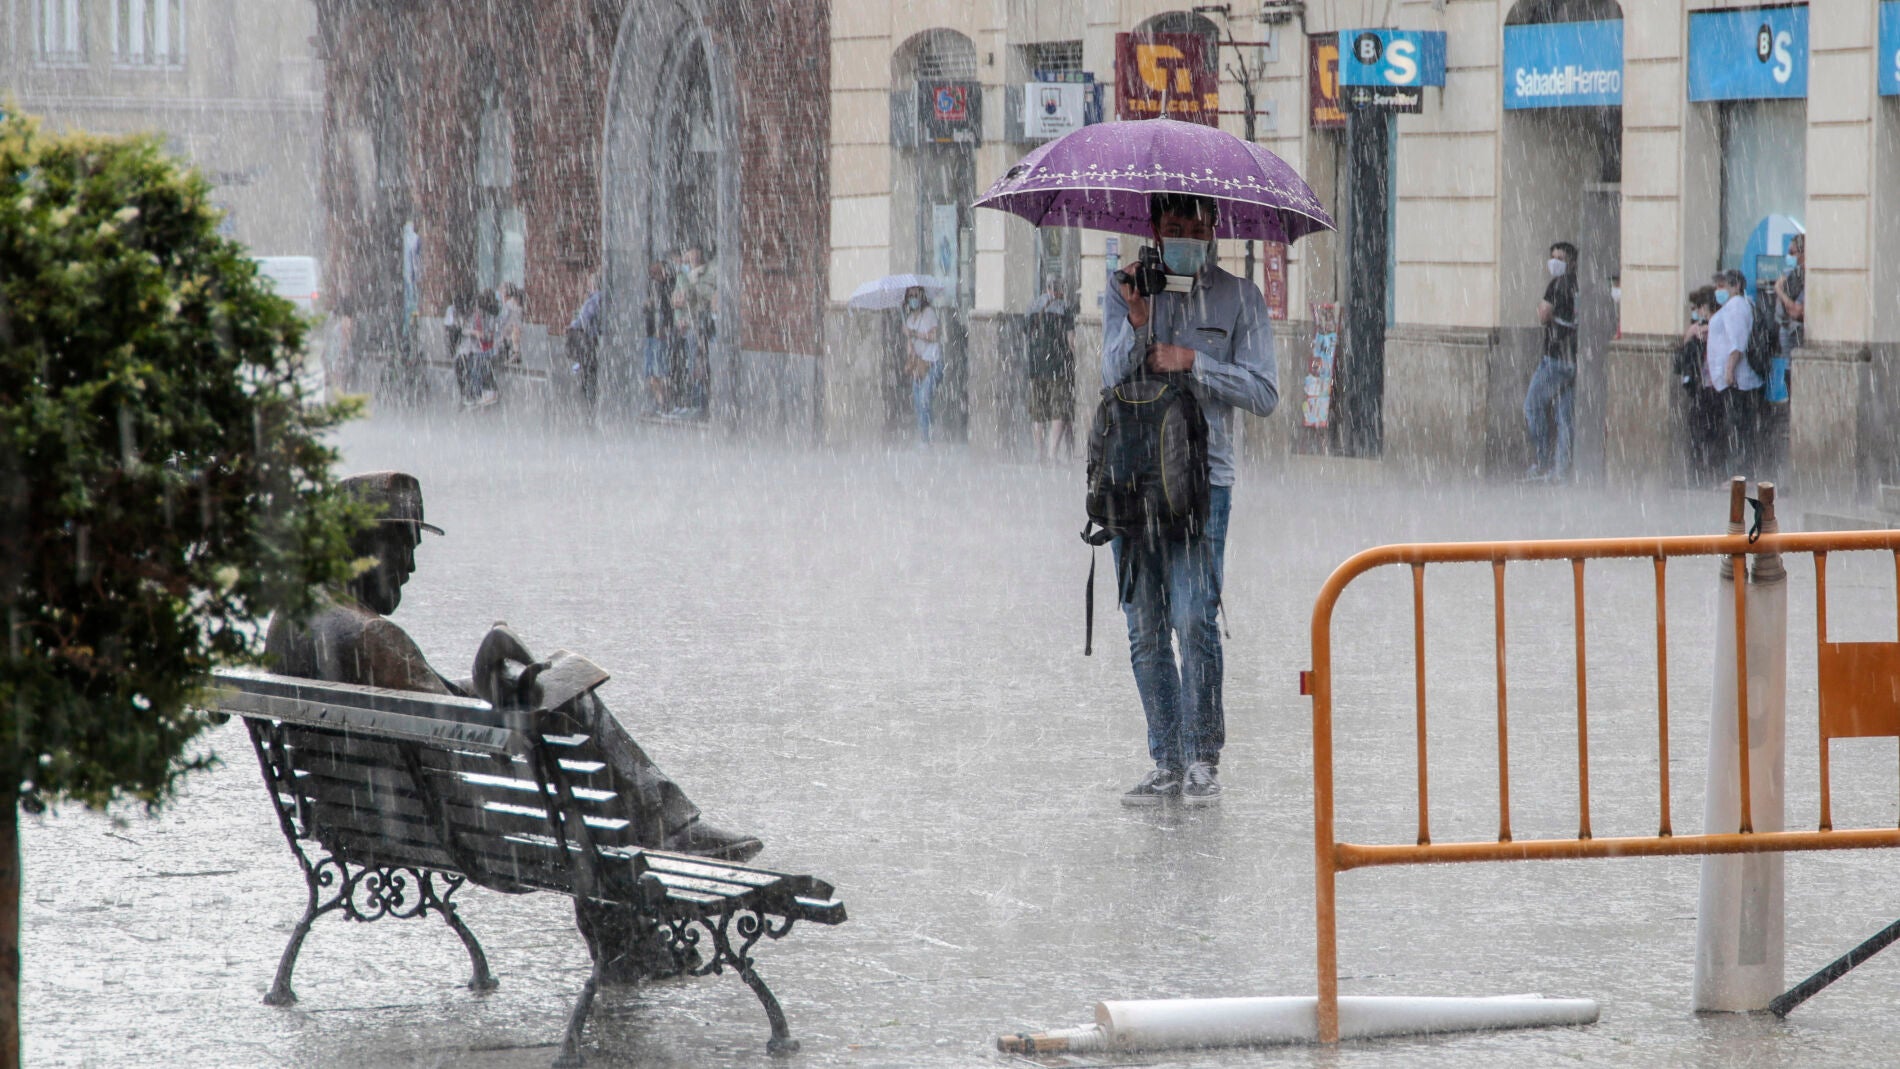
[974,118,1334,243]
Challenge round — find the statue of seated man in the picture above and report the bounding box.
[267,471,759,977]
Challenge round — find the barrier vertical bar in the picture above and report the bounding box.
[1494,561,1512,843]
[1312,589,1340,1044]
[1734,546,1754,834]
[1414,563,1430,846]
[1574,559,1592,840]
[1655,557,1672,837]
[1817,551,1831,830]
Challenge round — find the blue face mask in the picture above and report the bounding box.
[1714,288,1731,306]
[1161,238,1209,276]
[1784,253,1799,270]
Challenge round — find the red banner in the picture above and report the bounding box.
[1115,33,1219,125]
[1263,241,1288,320]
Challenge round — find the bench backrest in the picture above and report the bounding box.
[212,669,846,925]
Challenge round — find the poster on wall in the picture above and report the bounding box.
[1024,78,1093,139]
[1302,302,1339,429]
[931,204,959,296]
[1263,241,1288,320]
[919,81,983,144]
[1308,34,1346,129]
[1115,32,1220,125]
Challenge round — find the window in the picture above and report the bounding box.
[1024,40,1083,77]
[35,0,85,65]
[113,0,187,68]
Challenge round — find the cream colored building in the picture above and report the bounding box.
[1,0,324,257]
[827,0,1900,499]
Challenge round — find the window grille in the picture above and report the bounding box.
[915,33,976,81]
[1025,40,1083,76]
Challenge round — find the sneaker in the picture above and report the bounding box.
[1182,762,1222,806]
[1121,766,1181,807]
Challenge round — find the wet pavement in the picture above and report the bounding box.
[22,412,1900,1068]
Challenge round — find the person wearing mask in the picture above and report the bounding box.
[1774,234,1805,359]
[668,244,716,419]
[901,286,943,444]
[1104,193,1278,807]
[1024,275,1077,461]
[1523,241,1579,481]
[1677,286,1723,480]
[1707,267,1761,472]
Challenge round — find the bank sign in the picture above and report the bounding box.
[1503,19,1622,109]
[1881,1,1900,96]
[1335,29,1447,89]
[1687,5,1808,101]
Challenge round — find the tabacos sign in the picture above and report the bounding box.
[1687,4,1807,101]
[1503,19,1623,109]
[1114,32,1220,125]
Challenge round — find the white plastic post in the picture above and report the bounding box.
[1693,482,1789,1012]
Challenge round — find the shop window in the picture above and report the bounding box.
[113,0,186,68]
[34,0,85,65]
[1718,100,1805,271]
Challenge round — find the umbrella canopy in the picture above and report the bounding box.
[846,274,954,311]
[974,118,1334,243]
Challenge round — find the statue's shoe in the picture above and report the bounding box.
[661,819,764,863]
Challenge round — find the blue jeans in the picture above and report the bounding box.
[1523,356,1575,475]
[912,361,943,442]
[1112,485,1231,770]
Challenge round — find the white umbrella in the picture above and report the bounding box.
[846,274,953,311]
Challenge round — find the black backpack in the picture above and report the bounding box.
[1745,290,1778,380]
[1079,372,1210,654]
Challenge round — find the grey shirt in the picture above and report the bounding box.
[1102,261,1279,487]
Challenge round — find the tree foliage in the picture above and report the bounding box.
[0,112,367,811]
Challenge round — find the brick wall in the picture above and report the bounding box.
[318,0,829,362]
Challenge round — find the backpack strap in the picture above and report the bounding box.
[1084,546,1096,657]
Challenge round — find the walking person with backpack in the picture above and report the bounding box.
[1095,192,1279,807]
[1523,241,1579,481]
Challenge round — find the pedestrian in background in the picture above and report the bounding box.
[497,282,525,367]
[901,285,942,444]
[1707,267,1761,472]
[567,272,603,411]
[642,261,672,413]
[669,243,715,419]
[1524,240,1578,481]
[1677,286,1722,481]
[1024,275,1076,461]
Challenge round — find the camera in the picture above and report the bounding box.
[1115,246,1194,297]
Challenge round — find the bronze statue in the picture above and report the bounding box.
[266,471,761,978]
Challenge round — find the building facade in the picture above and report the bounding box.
[315,0,830,427]
[1,0,325,257]
[827,0,1900,497]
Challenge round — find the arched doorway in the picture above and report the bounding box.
[602,1,738,420]
[891,29,979,440]
[1500,0,1623,479]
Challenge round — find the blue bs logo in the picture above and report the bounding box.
[1756,21,1794,84]
[1353,32,1382,68]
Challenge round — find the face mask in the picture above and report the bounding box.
[1161,238,1209,276]
[1785,253,1799,270]
[1610,286,1622,303]
[1547,258,1567,278]
[1691,312,1705,323]
[905,296,923,311]
[1714,288,1731,306]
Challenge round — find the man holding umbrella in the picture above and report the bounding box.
[1106,193,1279,806]
[975,117,1331,808]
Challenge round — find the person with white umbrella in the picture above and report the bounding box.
[902,286,943,445]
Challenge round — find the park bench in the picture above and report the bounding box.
[206,659,845,1067]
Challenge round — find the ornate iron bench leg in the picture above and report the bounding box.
[552,958,604,1069]
[425,873,499,992]
[741,964,799,1055]
[264,895,319,1007]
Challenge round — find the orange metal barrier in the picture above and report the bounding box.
[1307,527,1900,1043]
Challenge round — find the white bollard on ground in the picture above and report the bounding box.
[1693,480,1789,1012]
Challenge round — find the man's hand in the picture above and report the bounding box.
[1147,343,1198,373]
[1119,279,1150,330]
